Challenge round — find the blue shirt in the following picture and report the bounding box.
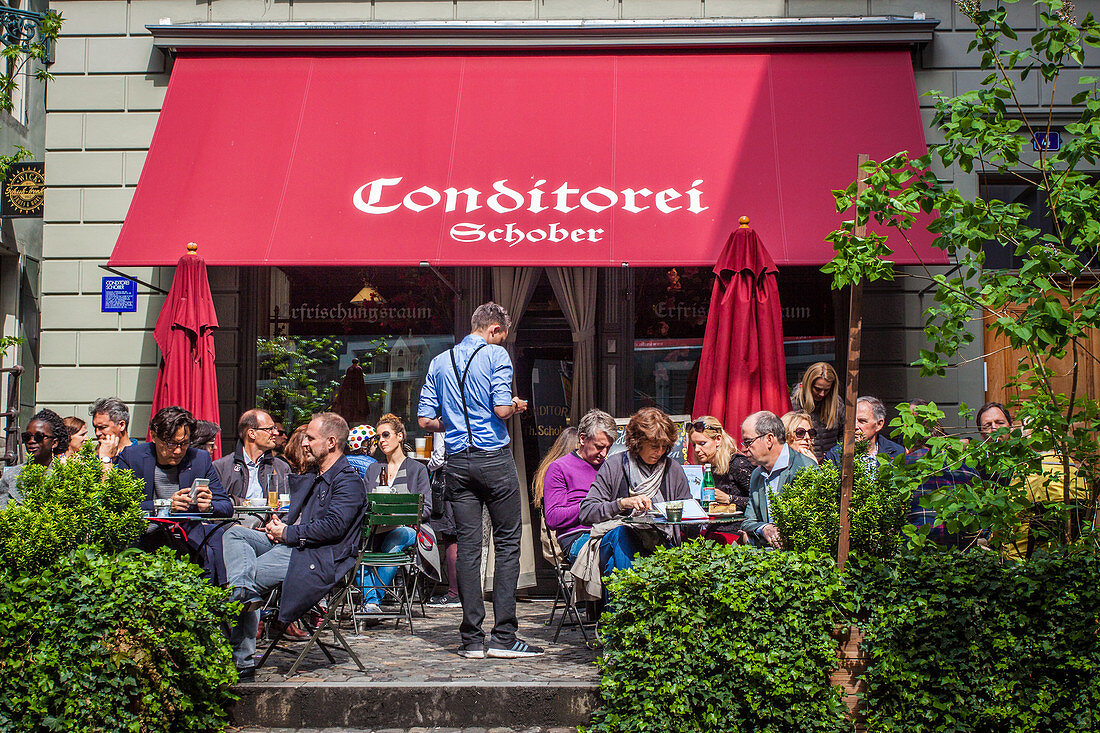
[346,453,378,479]
[418,334,514,453]
[244,451,263,501]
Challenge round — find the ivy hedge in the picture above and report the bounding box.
[0,443,239,732]
[852,548,1100,733]
[585,542,1100,733]
[586,542,851,733]
[0,547,238,732]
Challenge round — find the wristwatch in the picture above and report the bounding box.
[99,456,112,465]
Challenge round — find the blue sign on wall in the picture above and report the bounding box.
[1033,131,1061,152]
[101,277,137,313]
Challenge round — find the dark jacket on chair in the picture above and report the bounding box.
[278,454,369,624]
[212,441,291,505]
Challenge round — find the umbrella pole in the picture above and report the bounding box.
[837,154,870,572]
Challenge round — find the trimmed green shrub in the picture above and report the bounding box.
[0,546,238,732]
[771,455,907,558]
[851,548,1100,733]
[0,440,146,572]
[585,542,851,733]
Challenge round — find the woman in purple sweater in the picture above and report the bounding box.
[541,410,620,561]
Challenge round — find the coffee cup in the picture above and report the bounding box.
[247,497,267,507]
[665,501,683,522]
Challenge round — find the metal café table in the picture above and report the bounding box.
[623,511,744,546]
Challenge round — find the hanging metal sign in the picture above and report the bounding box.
[1,162,44,218]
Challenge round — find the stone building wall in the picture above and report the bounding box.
[38,0,1084,435]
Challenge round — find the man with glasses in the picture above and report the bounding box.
[214,409,291,515]
[117,406,233,564]
[740,410,817,549]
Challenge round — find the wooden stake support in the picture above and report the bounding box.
[837,153,869,572]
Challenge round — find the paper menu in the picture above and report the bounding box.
[682,464,704,500]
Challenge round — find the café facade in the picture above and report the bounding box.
[36,0,1024,466]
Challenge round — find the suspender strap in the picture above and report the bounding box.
[449,343,489,450]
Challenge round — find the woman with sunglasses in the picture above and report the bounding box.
[0,409,70,509]
[360,413,432,615]
[687,416,753,511]
[781,411,820,464]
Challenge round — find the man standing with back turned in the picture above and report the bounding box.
[418,302,542,659]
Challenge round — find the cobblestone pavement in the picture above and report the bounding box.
[244,597,598,686]
[232,721,576,726]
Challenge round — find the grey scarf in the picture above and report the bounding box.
[626,453,666,503]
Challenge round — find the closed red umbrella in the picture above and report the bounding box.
[692,218,791,438]
[148,243,221,458]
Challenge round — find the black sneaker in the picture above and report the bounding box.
[427,593,461,608]
[236,666,256,681]
[487,639,544,658]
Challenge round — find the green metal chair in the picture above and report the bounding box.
[352,492,424,633]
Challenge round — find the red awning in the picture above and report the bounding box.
[110,50,938,268]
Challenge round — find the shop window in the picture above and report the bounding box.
[632,266,835,416]
[262,266,455,437]
[977,173,1090,270]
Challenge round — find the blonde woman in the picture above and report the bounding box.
[687,415,753,510]
[781,411,819,464]
[790,362,844,461]
[532,427,579,508]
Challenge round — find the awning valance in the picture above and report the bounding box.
[109,49,938,268]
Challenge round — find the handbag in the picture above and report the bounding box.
[430,468,447,520]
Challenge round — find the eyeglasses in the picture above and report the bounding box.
[252,425,279,433]
[21,431,53,444]
[792,427,818,440]
[155,437,190,449]
[741,433,770,450]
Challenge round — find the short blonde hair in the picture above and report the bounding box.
[781,410,814,440]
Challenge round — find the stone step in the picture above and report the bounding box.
[231,721,576,726]
[232,681,596,729]
[229,600,599,731]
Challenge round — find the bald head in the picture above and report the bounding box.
[236,409,278,460]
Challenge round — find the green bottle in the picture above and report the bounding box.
[701,463,716,503]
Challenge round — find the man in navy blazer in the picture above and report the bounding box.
[222,412,368,678]
[117,406,232,560]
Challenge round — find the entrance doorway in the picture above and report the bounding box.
[514,273,573,594]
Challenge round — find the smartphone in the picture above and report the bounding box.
[189,478,209,503]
